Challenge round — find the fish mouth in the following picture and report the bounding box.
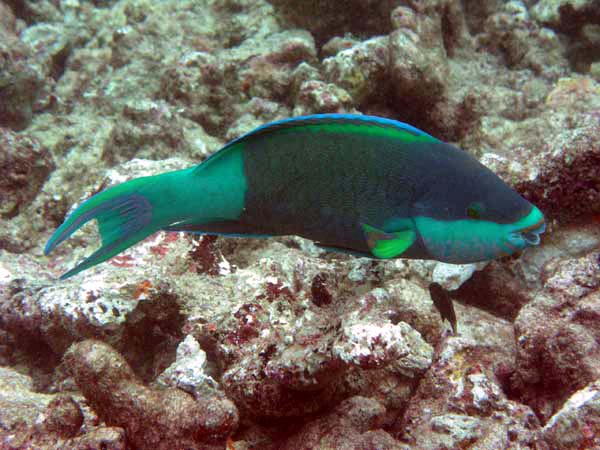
[508,215,546,247]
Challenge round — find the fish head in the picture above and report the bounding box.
[410,144,545,263]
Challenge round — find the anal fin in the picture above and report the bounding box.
[315,243,372,258]
[164,219,272,239]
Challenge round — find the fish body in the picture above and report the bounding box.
[45,114,545,279]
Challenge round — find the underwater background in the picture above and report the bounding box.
[1,0,600,449]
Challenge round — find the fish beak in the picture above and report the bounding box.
[509,215,546,247]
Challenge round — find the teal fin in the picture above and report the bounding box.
[164,220,272,239]
[361,223,416,259]
[45,175,167,279]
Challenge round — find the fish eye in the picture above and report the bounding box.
[467,202,484,220]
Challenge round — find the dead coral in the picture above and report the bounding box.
[393,304,546,449]
[279,396,407,450]
[64,339,239,450]
[511,250,600,422]
[0,366,125,449]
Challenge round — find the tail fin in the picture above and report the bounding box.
[45,176,164,279]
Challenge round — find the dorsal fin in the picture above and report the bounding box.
[194,114,439,174]
[227,113,438,148]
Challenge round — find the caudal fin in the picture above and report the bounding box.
[45,176,163,279]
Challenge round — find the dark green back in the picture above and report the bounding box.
[238,125,424,253]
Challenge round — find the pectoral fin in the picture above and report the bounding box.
[361,223,416,259]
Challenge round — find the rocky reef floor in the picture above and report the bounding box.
[1,0,600,449]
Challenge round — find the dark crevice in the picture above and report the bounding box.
[120,292,185,383]
[565,30,600,72]
[450,260,533,322]
[269,0,402,49]
[0,279,62,391]
[460,0,504,35]
[556,3,600,72]
[4,0,34,24]
[553,3,600,35]
[358,75,439,137]
[440,2,470,58]
[0,326,61,392]
[441,7,456,58]
[534,3,600,72]
[381,92,443,139]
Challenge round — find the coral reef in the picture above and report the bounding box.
[1,0,600,448]
[0,3,47,131]
[278,396,407,450]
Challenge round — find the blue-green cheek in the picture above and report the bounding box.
[414,216,510,263]
[413,206,544,263]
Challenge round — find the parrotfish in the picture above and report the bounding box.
[45,114,546,279]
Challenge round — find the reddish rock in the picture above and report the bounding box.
[393,304,547,449]
[65,339,239,449]
[216,255,434,420]
[0,366,125,449]
[542,380,600,450]
[42,394,84,438]
[279,396,408,450]
[511,250,600,421]
[479,79,600,223]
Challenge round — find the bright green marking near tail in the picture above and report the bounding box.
[361,223,416,259]
[263,122,437,144]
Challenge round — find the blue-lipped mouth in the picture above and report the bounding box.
[507,211,546,248]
